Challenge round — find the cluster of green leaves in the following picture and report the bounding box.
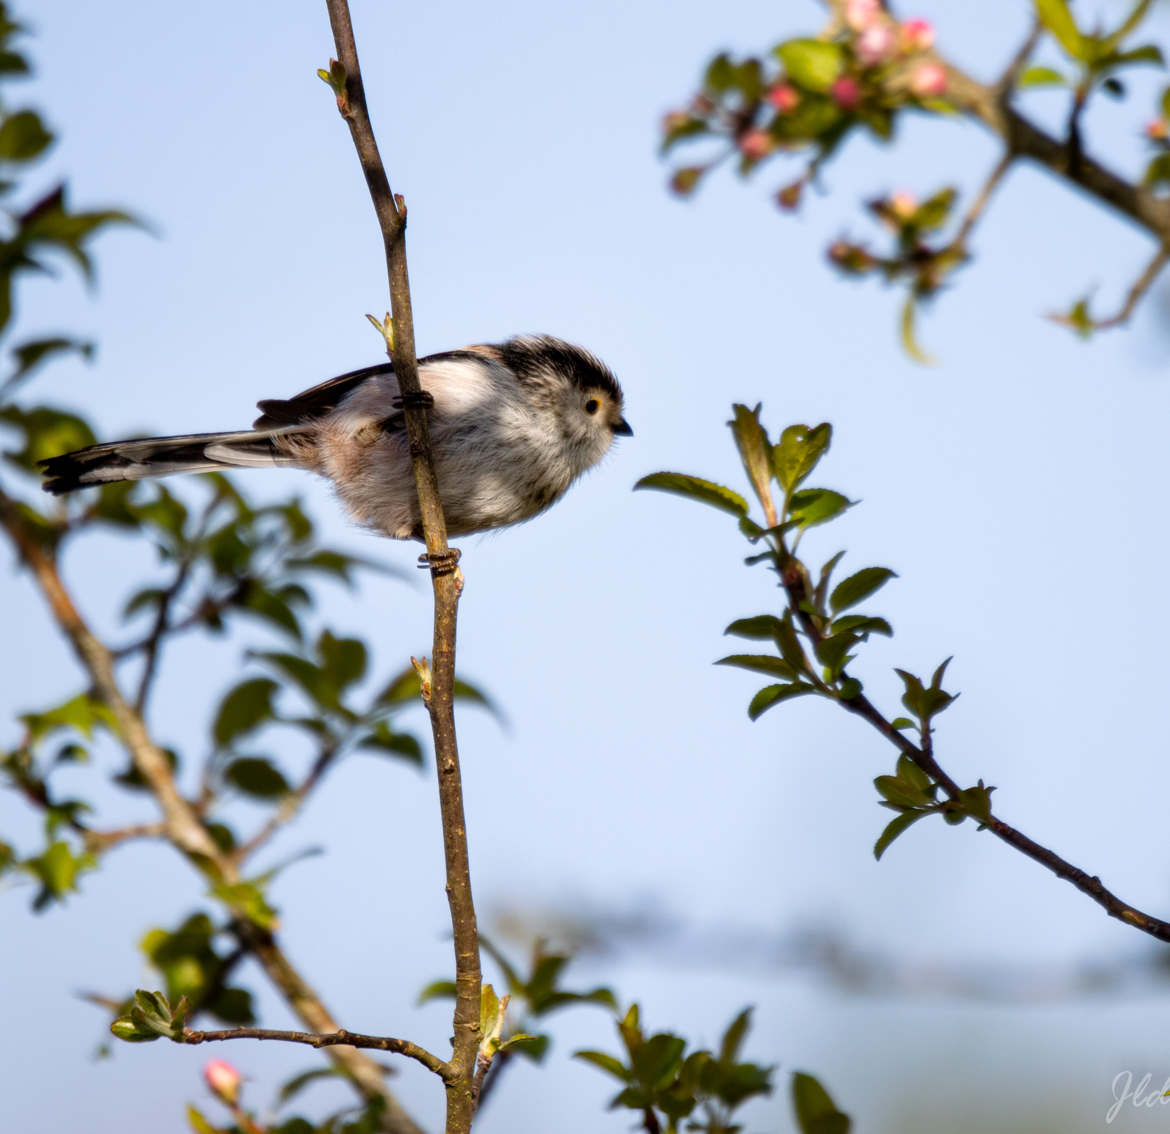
[662,17,944,203]
[1026,0,1161,101]
[637,404,989,863]
[577,1004,841,1134]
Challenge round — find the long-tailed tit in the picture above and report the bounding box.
[40,335,632,539]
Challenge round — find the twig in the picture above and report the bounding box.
[950,151,1014,254]
[994,19,1042,97]
[1091,245,1170,330]
[323,4,481,1132]
[775,553,1170,944]
[183,1025,447,1077]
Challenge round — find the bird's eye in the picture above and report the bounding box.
[585,398,601,415]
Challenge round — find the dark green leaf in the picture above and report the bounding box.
[499,1033,550,1061]
[418,979,457,1004]
[829,614,892,638]
[355,721,423,764]
[791,1070,851,1134]
[723,615,784,641]
[1144,153,1170,187]
[634,471,748,517]
[715,654,800,680]
[0,109,51,160]
[575,1049,630,1082]
[1,336,93,398]
[874,774,931,808]
[224,756,290,799]
[317,630,367,689]
[719,1007,752,1064]
[213,678,278,746]
[874,809,931,860]
[829,567,895,614]
[748,682,817,720]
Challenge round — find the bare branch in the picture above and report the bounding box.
[183,1024,448,1078]
[1091,245,1170,331]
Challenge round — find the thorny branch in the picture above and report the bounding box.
[323,2,481,1131]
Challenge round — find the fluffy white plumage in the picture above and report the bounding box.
[40,335,632,540]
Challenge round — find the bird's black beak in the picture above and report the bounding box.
[612,417,633,437]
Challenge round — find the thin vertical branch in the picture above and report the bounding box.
[322,4,481,1131]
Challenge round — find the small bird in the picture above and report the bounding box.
[40,335,632,539]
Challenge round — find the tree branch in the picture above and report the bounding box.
[775,553,1170,944]
[183,1024,447,1078]
[0,484,425,1134]
[1090,244,1170,330]
[323,4,481,1131]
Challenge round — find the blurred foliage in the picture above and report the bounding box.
[663,0,1170,352]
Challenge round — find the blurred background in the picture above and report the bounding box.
[5,0,1170,1130]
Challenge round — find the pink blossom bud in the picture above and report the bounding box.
[845,0,881,31]
[856,22,896,67]
[899,18,935,53]
[910,62,946,98]
[1146,118,1168,140]
[831,76,862,110]
[738,129,774,159]
[767,83,800,113]
[889,190,918,219]
[204,1059,241,1105]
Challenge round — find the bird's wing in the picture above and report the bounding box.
[253,363,394,429]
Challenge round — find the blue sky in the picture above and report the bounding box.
[6,1,1170,1131]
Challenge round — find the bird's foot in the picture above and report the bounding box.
[417,547,462,577]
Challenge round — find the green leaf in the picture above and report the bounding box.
[814,550,846,615]
[829,614,892,638]
[791,1070,852,1134]
[575,1049,631,1082]
[499,1033,550,1060]
[874,774,931,808]
[317,630,367,689]
[634,472,748,517]
[788,488,851,528]
[747,682,817,720]
[724,615,784,641]
[1144,153,1170,187]
[110,1015,160,1043]
[418,979,457,1004]
[1,336,93,399]
[1101,0,1155,53]
[213,678,278,746]
[900,294,935,365]
[715,654,800,680]
[874,809,931,860]
[355,721,423,764]
[24,839,96,909]
[829,567,895,614]
[224,756,290,799]
[0,109,52,161]
[775,39,844,93]
[1017,65,1067,87]
[718,1006,753,1064]
[1035,0,1084,59]
[728,404,775,514]
[773,424,832,493]
[211,880,279,928]
[187,1105,219,1134]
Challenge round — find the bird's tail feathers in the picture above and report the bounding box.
[39,428,310,495]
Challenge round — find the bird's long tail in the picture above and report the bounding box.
[39,428,311,495]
